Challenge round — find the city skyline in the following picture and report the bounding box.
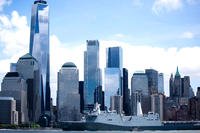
[0,0,200,104]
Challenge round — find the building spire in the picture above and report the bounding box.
[175,66,180,77]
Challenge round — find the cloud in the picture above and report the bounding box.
[180,31,195,39]
[152,0,183,15]
[0,0,12,11]
[0,11,29,57]
[1,9,200,105]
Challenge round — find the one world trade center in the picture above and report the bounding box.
[29,0,50,117]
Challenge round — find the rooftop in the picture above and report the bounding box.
[62,62,77,68]
[34,0,47,4]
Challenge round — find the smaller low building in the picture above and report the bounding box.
[0,97,18,124]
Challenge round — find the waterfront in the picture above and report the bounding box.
[0,129,200,133]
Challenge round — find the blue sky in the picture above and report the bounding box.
[0,0,200,101]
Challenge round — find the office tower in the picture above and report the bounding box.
[57,62,80,121]
[16,53,41,122]
[131,72,150,114]
[104,47,122,110]
[173,67,181,97]
[131,72,149,95]
[181,76,190,98]
[84,40,101,111]
[169,74,174,97]
[0,97,18,125]
[151,93,164,121]
[29,0,50,114]
[10,63,17,72]
[107,47,122,69]
[0,72,28,123]
[110,95,123,114]
[123,68,131,115]
[145,69,158,95]
[79,81,84,113]
[158,73,164,94]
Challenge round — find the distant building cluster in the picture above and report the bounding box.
[1,0,200,126]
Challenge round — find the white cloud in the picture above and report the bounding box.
[181,31,195,39]
[152,0,183,15]
[1,9,200,104]
[0,11,29,57]
[0,0,11,11]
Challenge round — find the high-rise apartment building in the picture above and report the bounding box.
[84,40,101,111]
[29,0,50,114]
[57,62,80,121]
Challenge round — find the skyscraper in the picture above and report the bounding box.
[57,62,80,121]
[84,40,101,111]
[29,0,50,114]
[16,53,41,122]
[107,47,122,69]
[145,69,158,95]
[0,72,29,123]
[123,68,131,115]
[174,67,181,97]
[131,72,149,95]
[131,72,150,114]
[158,73,164,94]
[104,47,122,110]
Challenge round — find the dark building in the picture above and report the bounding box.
[145,69,158,95]
[94,86,105,110]
[173,67,182,97]
[181,76,190,98]
[123,68,131,115]
[169,74,174,98]
[189,96,200,120]
[79,81,84,113]
[176,105,189,121]
[0,97,18,124]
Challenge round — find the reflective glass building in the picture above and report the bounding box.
[84,40,101,110]
[107,47,122,69]
[29,0,50,113]
[104,47,122,110]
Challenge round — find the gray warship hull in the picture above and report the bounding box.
[60,121,200,131]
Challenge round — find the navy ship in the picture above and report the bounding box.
[59,103,200,131]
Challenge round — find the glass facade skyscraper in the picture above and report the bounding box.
[107,47,122,69]
[104,47,122,110]
[29,0,50,113]
[84,40,101,110]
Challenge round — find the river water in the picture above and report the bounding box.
[0,129,200,133]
